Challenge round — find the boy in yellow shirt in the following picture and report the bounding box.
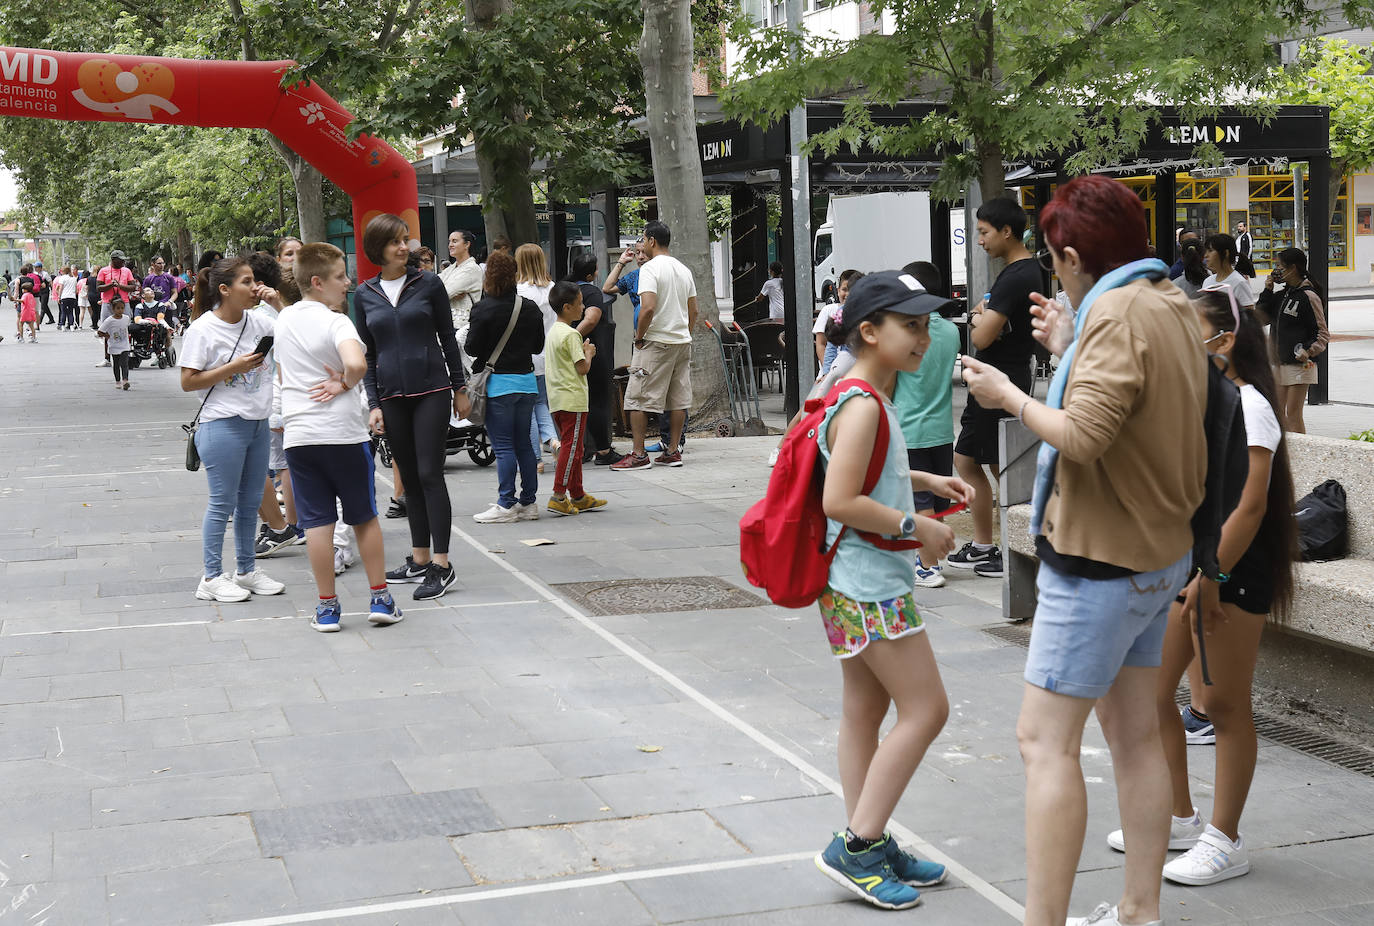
[545,282,609,516]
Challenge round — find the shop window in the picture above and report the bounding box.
[1247,169,1349,272]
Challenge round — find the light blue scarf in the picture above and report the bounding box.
[1028,258,1170,537]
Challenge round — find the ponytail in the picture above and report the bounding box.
[191,257,251,321]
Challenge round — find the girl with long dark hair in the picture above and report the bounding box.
[1256,247,1328,433]
[1202,234,1256,310]
[1102,285,1297,888]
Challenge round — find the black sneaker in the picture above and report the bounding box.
[385,555,428,584]
[593,449,625,466]
[973,547,1004,578]
[946,542,996,570]
[385,496,407,519]
[254,524,296,558]
[413,563,455,600]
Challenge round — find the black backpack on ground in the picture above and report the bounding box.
[1295,479,1348,562]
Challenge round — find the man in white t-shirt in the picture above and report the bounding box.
[274,242,400,633]
[611,220,698,471]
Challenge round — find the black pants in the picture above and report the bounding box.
[39,293,54,325]
[111,352,130,381]
[382,390,452,555]
[59,298,76,327]
[586,327,615,453]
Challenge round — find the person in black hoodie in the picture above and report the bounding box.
[568,254,623,465]
[355,213,469,601]
[466,250,547,523]
[1254,247,1328,434]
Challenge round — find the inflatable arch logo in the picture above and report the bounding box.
[0,46,419,276]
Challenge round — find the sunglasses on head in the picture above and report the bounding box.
[1199,281,1241,333]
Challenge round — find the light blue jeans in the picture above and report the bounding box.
[821,342,840,376]
[529,374,558,452]
[195,416,269,578]
[488,392,539,509]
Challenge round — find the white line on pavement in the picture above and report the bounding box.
[0,419,185,434]
[437,520,1026,922]
[212,851,816,926]
[23,467,186,479]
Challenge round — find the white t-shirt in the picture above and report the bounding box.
[517,281,555,376]
[1240,384,1281,454]
[762,277,784,319]
[812,302,840,335]
[637,254,696,344]
[180,309,277,423]
[274,300,370,449]
[53,274,74,300]
[380,275,406,306]
[98,314,131,354]
[1202,271,1256,309]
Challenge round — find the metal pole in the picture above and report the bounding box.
[1308,155,1330,405]
[783,0,816,419]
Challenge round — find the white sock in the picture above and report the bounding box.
[1174,809,1200,824]
[973,541,995,551]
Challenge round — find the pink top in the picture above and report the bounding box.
[97,266,135,304]
[19,293,37,321]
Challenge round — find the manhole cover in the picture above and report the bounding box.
[553,576,764,616]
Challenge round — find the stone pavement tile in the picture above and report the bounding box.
[239,626,376,660]
[451,826,597,883]
[282,693,476,736]
[105,857,297,926]
[997,865,1277,926]
[2,647,121,678]
[625,857,838,922]
[253,727,423,768]
[1321,903,1374,924]
[123,740,260,780]
[51,716,194,756]
[505,707,633,745]
[0,723,53,761]
[0,831,52,883]
[395,746,563,793]
[317,666,497,702]
[570,811,750,869]
[0,757,127,797]
[584,760,826,817]
[224,678,327,711]
[123,684,230,720]
[453,882,655,926]
[188,706,292,743]
[706,795,845,855]
[682,886,1018,925]
[1235,774,1374,847]
[670,668,792,702]
[536,731,763,780]
[272,759,414,807]
[0,791,92,838]
[47,666,173,700]
[477,778,617,828]
[333,908,463,926]
[407,716,537,754]
[252,788,501,855]
[90,770,280,827]
[284,836,474,904]
[9,878,108,926]
[329,645,448,674]
[118,638,248,670]
[51,815,260,878]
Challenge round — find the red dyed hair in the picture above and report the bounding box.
[1039,175,1150,280]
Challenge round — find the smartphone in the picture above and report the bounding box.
[252,334,275,356]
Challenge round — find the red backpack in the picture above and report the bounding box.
[740,379,919,608]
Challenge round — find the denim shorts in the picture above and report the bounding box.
[284,442,377,530]
[1024,552,1192,699]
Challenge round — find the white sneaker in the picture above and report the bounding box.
[333,546,354,576]
[196,574,251,602]
[514,502,540,521]
[767,447,780,467]
[1066,902,1161,926]
[473,504,518,524]
[914,559,946,588]
[1162,825,1250,885]
[1107,808,1202,853]
[233,569,286,596]
[95,359,111,367]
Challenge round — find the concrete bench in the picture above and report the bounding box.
[1001,432,1374,656]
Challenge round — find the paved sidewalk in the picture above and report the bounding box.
[0,331,1372,925]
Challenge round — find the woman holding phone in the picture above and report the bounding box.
[179,257,286,603]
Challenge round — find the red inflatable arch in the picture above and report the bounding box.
[0,46,418,277]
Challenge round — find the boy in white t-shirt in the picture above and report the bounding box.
[274,242,400,633]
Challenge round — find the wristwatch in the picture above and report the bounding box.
[898,512,917,539]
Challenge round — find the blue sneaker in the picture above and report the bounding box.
[815,833,921,910]
[644,440,665,453]
[368,593,404,626]
[311,599,342,633]
[289,523,307,546]
[1181,705,1215,745]
[884,833,947,886]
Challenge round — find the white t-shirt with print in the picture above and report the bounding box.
[1202,271,1256,309]
[98,314,131,354]
[274,300,370,449]
[637,254,696,345]
[180,309,277,423]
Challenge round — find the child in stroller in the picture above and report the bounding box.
[129,287,178,368]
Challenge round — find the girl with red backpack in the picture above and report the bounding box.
[808,271,972,910]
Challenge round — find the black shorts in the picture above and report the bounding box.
[955,366,1032,464]
[1175,548,1274,615]
[284,441,378,530]
[908,444,954,513]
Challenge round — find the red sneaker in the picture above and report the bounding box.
[610,452,653,471]
[654,451,683,467]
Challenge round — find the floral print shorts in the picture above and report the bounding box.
[819,586,924,658]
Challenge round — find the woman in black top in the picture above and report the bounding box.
[1255,247,1329,434]
[354,214,469,601]
[465,251,546,523]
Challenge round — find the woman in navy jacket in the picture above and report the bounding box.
[354,214,469,601]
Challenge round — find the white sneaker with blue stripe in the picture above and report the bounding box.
[1162,824,1249,885]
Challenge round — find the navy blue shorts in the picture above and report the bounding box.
[908,444,954,513]
[284,442,378,530]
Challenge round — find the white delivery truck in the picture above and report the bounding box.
[812,192,967,300]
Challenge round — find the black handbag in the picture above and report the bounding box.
[183,320,249,471]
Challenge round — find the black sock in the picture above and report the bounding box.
[845,829,882,853]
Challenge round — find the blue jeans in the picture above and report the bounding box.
[195,416,269,578]
[488,392,538,509]
[821,342,840,376]
[529,374,558,452]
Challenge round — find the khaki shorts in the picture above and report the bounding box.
[1276,361,1318,386]
[623,340,692,414]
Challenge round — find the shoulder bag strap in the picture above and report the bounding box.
[188,315,250,430]
[484,295,522,372]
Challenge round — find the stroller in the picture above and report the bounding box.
[375,415,495,469]
[127,318,177,369]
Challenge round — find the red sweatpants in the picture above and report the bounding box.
[551,410,586,497]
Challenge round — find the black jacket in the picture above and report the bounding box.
[355,269,466,410]
[1257,282,1325,366]
[465,292,545,373]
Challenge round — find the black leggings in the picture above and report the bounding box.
[586,344,614,454]
[111,352,130,381]
[382,390,452,555]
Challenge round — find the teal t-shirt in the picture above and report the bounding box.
[894,315,959,449]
